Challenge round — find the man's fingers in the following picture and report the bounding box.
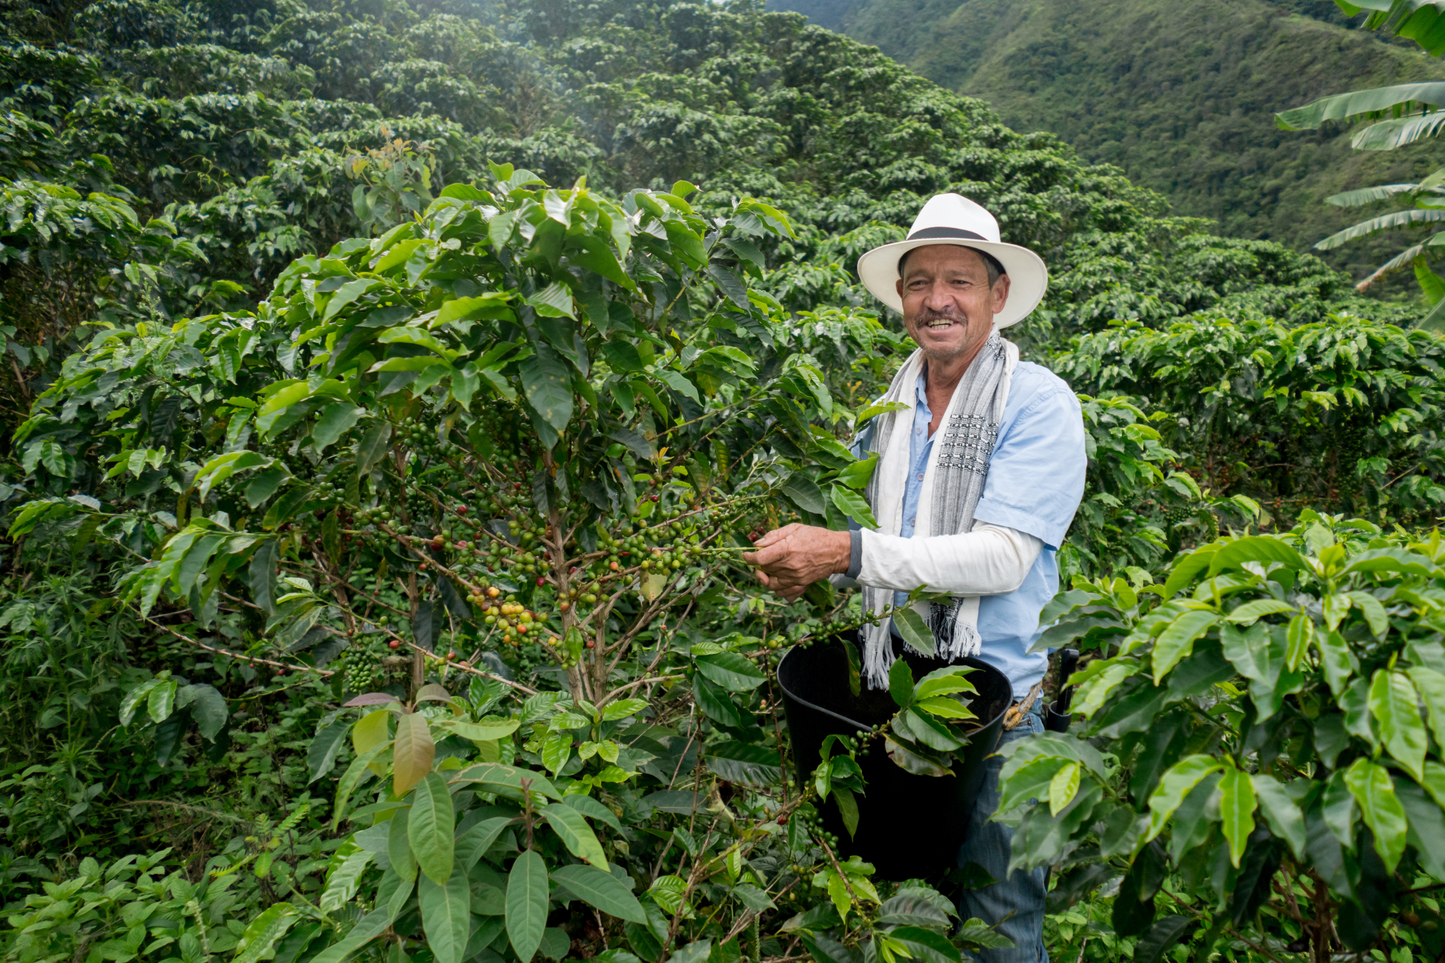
[752,523,802,549]
[743,541,787,568]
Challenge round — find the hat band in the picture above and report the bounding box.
[907,227,989,242]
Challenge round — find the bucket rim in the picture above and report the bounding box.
[776,644,1013,735]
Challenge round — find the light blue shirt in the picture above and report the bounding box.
[857,361,1087,698]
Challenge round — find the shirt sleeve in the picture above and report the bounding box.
[857,522,1043,596]
[972,381,1087,549]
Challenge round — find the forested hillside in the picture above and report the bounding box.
[768,0,1445,281]
[4,2,1445,963]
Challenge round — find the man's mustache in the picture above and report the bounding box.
[914,310,964,324]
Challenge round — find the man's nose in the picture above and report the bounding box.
[923,282,953,311]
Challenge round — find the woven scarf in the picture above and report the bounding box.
[859,333,1019,689]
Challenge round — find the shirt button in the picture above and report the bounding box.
[916,473,924,481]
[908,517,916,525]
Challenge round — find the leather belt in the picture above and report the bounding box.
[1003,682,1045,731]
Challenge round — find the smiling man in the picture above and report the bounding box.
[744,194,1086,963]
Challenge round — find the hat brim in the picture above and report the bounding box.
[856,238,1049,328]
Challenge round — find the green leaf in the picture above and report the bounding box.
[332,742,388,830]
[444,719,521,742]
[1251,773,1306,860]
[520,343,573,434]
[1347,590,1390,639]
[888,658,914,708]
[1410,666,1445,754]
[234,903,298,963]
[892,607,936,659]
[1218,766,1256,868]
[1133,916,1192,963]
[1048,762,1080,816]
[1318,629,1358,696]
[705,741,784,787]
[527,282,576,319]
[694,673,745,726]
[887,926,961,963]
[836,453,878,491]
[312,404,365,452]
[356,421,392,473]
[1344,758,1408,874]
[830,485,878,529]
[455,762,563,802]
[541,731,571,775]
[856,401,910,424]
[1225,599,1297,624]
[308,719,351,784]
[409,772,456,885]
[308,909,390,963]
[540,803,608,868]
[438,292,514,324]
[147,678,178,724]
[1284,614,1313,673]
[1369,669,1427,781]
[1146,755,1223,841]
[506,850,550,963]
[393,712,435,796]
[456,816,515,873]
[1277,82,1445,130]
[259,380,311,418]
[833,787,860,838]
[119,678,163,726]
[321,850,374,913]
[389,810,417,883]
[884,736,951,776]
[1152,610,1218,684]
[914,666,977,701]
[419,867,471,963]
[780,473,826,515]
[694,651,765,691]
[551,864,648,924]
[901,709,963,751]
[322,278,380,322]
[601,698,648,721]
[1206,536,1304,578]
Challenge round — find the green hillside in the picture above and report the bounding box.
[770,0,1445,283]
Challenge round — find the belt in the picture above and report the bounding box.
[1002,682,1045,731]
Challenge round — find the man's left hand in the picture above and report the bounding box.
[742,523,851,601]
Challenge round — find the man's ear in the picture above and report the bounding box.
[990,272,1011,315]
[895,276,905,301]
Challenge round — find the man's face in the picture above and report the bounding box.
[895,245,1010,368]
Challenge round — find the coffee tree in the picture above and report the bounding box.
[9,172,1017,963]
[1000,513,1445,962]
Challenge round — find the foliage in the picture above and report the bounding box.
[771,0,1445,285]
[0,168,1021,963]
[1268,0,1445,325]
[4,2,1445,963]
[1002,515,1445,961]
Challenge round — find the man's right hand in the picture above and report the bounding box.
[742,523,851,601]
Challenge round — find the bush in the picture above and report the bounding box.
[1004,513,1445,960]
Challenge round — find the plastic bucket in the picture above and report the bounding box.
[777,636,1013,880]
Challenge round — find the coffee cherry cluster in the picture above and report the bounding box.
[338,636,388,692]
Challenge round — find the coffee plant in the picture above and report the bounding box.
[1002,513,1445,961]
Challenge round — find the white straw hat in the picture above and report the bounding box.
[856,193,1049,328]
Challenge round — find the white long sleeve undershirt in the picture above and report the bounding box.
[840,520,1043,597]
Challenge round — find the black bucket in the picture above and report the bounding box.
[777,636,1013,880]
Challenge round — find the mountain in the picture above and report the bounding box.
[768,0,1445,284]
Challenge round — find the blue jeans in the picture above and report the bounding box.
[957,706,1049,963]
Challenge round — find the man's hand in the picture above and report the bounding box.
[742,523,852,602]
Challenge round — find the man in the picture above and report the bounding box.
[744,193,1086,963]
